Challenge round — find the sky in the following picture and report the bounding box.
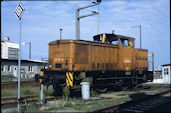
[1,0,170,68]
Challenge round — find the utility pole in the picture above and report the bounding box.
[76,1,100,40]
[97,4,100,34]
[60,28,62,40]
[23,42,31,59]
[29,42,31,59]
[132,25,142,48]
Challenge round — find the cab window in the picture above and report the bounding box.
[121,39,133,47]
[111,38,119,45]
[121,39,128,47]
[129,41,133,47]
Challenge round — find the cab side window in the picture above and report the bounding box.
[121,39,133,47]
[129,41,133,47]
[121,39,128,47]
[111,38,119,45]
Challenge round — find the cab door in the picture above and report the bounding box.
[118,38,135,71]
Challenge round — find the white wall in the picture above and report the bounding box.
[1,41,19,59]
[1,42,8,59]
[162,65,171,84]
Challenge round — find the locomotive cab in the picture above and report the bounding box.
[93,33,119,44]
[93,33,135,48]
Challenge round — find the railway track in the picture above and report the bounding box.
[90,89,171,113]
[1,94,54,109]
[2,84,170,112]
[1,81,40,89]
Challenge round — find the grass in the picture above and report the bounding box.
[142,83,170,90]
[90,89,98,97]
[44,85,54,94]
[72,97,129,111]
[4,95,129,112]
[7,102,38,113]
[1,76,36,82]
[7,109,19,113]
[1,83,54,97]
[1,76,13,82]
[44,96,129,112]
[1,86,40,97]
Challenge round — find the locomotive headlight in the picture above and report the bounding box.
[65,63,68,68]
[49,64,52,68]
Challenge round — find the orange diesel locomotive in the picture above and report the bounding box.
[36,33,153,95]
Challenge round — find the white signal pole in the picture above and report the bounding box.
[15,2,25,111]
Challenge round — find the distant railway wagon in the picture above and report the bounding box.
[35,33,153,95]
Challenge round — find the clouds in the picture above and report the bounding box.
[1,0,170,66]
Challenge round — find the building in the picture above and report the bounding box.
[1,37,19,60]
[162,64,171,84]
[1,59,48,78]
[152,64,171,84]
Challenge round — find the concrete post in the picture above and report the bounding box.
[140,25,142,48]
[29,42,31,59]
[40,84,44,104]
[60,28,62,40]
[76,9,80,40]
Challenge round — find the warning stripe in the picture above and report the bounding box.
[66,79,69,86]
[66,72,73,87]
[69,72,73,81]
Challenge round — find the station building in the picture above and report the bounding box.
[1,59,48,78]
[1,37,19,59]
[1,37,48,78]
[153,64,170,84]
[162,64,171,84]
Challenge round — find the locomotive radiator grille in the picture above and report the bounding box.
[66,72,74,87]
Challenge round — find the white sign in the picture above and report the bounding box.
[15,2,25,20]
[124,59,131,63]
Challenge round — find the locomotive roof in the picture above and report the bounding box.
[94,33,135,40]
[49,33,135,45]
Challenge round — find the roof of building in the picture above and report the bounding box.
[1,40,19,48]
[162,64,171,66]
[1,58,48,64]
[1,39,16,44]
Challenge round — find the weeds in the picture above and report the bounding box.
[90,89,98,97]
[63,85,70,101]
[1,86,40,97]
[8,109,19,113]
[1,77,12,82]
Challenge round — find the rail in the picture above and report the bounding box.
[89,89,171,113]
[1,81,40,89]
[1,94,54,109]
